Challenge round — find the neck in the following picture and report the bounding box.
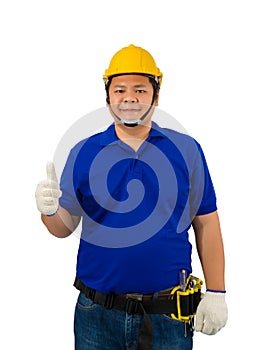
[115,121,152,151]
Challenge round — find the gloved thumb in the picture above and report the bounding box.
[46,161,58,183]
[194,311,204,332]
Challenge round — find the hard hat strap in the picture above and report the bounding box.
[109,102,154,127]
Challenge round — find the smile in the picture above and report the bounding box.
[119,109,142,112]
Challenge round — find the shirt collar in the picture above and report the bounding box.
[100,123,118,146]
[149,121,165,139]
[100,121,164,146]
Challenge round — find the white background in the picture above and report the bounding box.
[1,0,254,349]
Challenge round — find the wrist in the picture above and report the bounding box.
[206,289,226,293]
[45,208,59,216]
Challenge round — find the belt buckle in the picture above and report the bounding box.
[126,293,143,301]
[125,293,143,314]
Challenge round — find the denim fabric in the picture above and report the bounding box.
[74,293,193,350]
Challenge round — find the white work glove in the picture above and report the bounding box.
[195,291,228,335]
[35,162,62,216]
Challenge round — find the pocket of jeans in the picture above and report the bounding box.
[162,314,184,325]
[77,293,99,310]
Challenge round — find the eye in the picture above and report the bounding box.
[114,89,124,94]
[136,89,146,94]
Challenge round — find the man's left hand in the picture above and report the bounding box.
[195,291,228,335]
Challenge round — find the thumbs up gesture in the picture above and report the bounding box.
[35,162,62,216]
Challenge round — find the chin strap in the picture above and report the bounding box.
[109,103,154,127]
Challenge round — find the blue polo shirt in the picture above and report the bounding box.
[59,122,217,294]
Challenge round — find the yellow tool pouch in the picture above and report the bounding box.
[170,275,203,322]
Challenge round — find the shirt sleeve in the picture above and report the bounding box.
[59,147,83,217]
[190,142,217,217]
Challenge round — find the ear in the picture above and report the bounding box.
[154,94,159,107]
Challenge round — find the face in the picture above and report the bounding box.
[108,75,158,124]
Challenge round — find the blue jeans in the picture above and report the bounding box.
[74,293,193,350]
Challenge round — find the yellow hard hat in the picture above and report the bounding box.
[103,44,163,85]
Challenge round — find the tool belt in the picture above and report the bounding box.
[74,275,202,321]
[74,276,202,350]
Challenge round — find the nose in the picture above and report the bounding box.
[123,92,138,103]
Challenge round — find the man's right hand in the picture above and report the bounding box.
[35,162,62,216]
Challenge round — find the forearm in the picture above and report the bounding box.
[193,211,225,291]
[41,206,80,238]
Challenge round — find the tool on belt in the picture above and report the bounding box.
[74,274,203,350]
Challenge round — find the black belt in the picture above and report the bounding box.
[74,278,201,350]
[74,277,179,315]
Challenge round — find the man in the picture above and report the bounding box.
[35,44,228,350]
